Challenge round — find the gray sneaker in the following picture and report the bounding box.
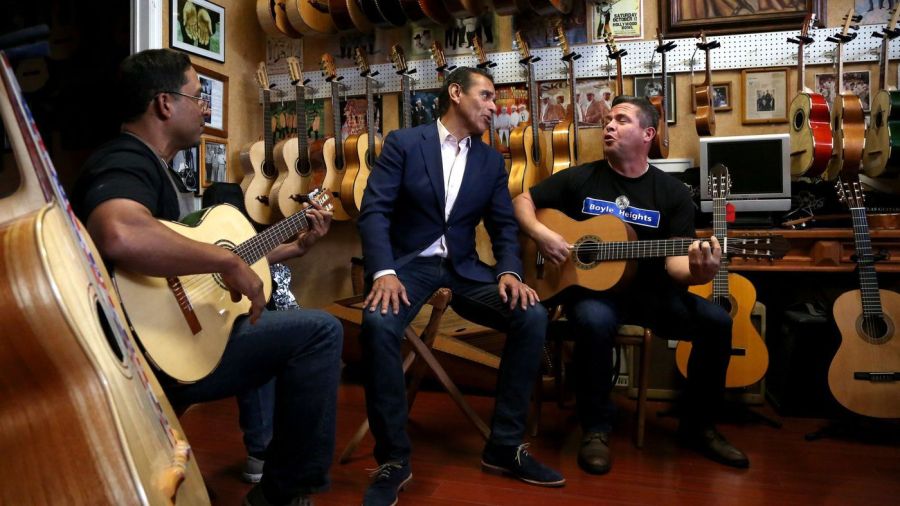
[242,455,264,484]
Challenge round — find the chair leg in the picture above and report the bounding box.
[635,329,653,449]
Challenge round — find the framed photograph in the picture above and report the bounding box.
[591,0,643,42]
[814,71,871,111]
[691,81,732,112]
[171,0,225,63]
[659,0,824,37]
[514,0,587,50]
[338,96,383,140]
[411,90,440,127]
[171,146,199,193]
[634,75,676,124]
[193,64,227,137]
[199,135,227,194]
[742,68,788,124]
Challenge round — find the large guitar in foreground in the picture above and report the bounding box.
[676,164,769,388]
[788,13,833,178]
[828,179,900,418]
[521,209,789,302]
[114,191,333,383]
[0,53,208,504]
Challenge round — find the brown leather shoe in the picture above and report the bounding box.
[577,432,611,475]
[680,428,750,469]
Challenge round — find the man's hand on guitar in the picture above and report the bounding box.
[365,274,410,315]
[220,259,266,324]
[688,235,722,285]
[498,273,540,310]
[536,229,571,265]
[295,203,333,256]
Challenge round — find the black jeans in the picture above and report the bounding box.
[567,283,732,433]
[360,257,548,464]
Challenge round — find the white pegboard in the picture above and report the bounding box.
[262,23,896,102]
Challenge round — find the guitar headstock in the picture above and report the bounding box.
[304,188,335,212]
[320,53,337,82]
[355,47,374,77]
[829,8,861,43]
[729,236,790,259]
[696,30,720,51]
[286,56,303,86]
[390,44,409,75]
[889,4,900,31]
[255,61,270,90]
[788,13,816,46]
[655,27,676,54]
[836,178,865,209]
[514,31,534,64]
[709,163,731,200]
[554,19,572,58]
[472,35,496,68]
[603,24,625,60]
[429,41,455,72]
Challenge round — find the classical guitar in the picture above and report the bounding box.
[0,53,207,504]
[114,190,333,383]
[649,28,675,160]
[285,0,337,35]
[788,13,833,178]
[828,178,900,418]
[694,31,719,137]
[508,31,548,199]
[312,53,352,221]
[676,164,769,388]
[256,0,302,38]
[823,9,865,181]
[328,0,374,33]
[272,56,321,219]
[549,19,581,175]
[471,35,499,150]
[521,209,789,302]
[862,5,900,178]
[390,44,415,131]
[430,40,457,79]
[359,0,407,28]
[240,62,277,225]
[341,47,383,218]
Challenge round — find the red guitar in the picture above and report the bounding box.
[788,13,833,178]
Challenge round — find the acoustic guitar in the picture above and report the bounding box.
[823,9,865,181]
[788,13,833,178]
[676,164,769,388]
[328,0,374,33]
[521,209,789,302]
[508,31,548,199]
[828,178,900,418]
[0,53,208,504]
[862,5,900,178]
[313,53,352,221]
[256,0,302,38]
[602,21,626,103]
[549,19,581,175]
[272,56,321,219]
[649,28,675,160]
[390,44,415,131]
[694,31,719,137]
[471,35,499,150]
[285,0,337,36]
[359,0,407,28]
[114,191,333,383]
[240,62,277,225]
[340,47,383,218]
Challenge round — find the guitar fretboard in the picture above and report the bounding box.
[234,209,310,265]
[525,62,541,163]
[367,75,377,166]
[400,74,412,129]
[330,80,344,170]
[849,205,884,317]
[295,83,309,174]
[574,237,776,261]
[712,189,730,303]
[262,89,275,178]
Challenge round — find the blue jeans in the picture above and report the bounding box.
[360,257,548,464]
[164,308,343,502]
[238,378,274,456]
[566,282,732,433]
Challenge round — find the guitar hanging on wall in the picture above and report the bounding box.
[340,46,383,218]
[240,61,277,225]
[471,34,499,150]
[649,28,675,159]
[313,53,352,221]
[823,9,865,182]
[508,31,548,199]
[862,5,900,178]
[694,31,719,137]
[549,18,581,175]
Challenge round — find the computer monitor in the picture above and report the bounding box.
[699,133,792,213]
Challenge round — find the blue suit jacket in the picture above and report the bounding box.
[357,122,523,283]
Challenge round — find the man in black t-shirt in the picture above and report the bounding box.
[72,49,341,506]
[513,96,749,474]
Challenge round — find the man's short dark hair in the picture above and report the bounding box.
[117,48,193,123]
[437,66,494,117]
[611,95,659,130]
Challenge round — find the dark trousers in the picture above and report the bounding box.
[360,257,548,464]
[165,308,343,503]
[567,283,732,433]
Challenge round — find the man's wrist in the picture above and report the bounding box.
[373,269,397,281]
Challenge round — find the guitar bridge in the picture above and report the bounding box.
[167,277,202,335]
[853,372,900,382]
[255,195,270,205]
[289,193,310,204]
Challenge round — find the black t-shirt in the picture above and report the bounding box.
[72,133,181,223]
[529,160,695,286]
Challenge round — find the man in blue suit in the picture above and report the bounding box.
[357,67,564,506]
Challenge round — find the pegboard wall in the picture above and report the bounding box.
[263,23,895,102]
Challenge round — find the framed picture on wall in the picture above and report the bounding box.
[199,135,227,195]
[814,71,871,111]
[634,75,676,124]
[194,64,227,137]
[171,0,225,63]
[692,82,732,112]
[659,0,823,36]
[741,68,788,124]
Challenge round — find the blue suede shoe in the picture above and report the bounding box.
[362,461,412,506]
[481,442,566,487]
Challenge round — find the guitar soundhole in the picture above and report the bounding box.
[792,109,805,131]
[96,301,126,365]
[717,296,733,315]
[857,315,893,345]
[297,158,311,177]
[212,240,238,291]
[875,112,884,129]
[263,161,277,179]
[573,236,601,268]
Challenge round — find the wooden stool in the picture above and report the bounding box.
[327,289,491,464]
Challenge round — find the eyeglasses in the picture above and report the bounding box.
[163,90,210,112]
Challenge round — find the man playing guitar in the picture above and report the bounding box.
[513,96,749,474]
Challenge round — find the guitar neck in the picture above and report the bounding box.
[366,76,376,164]
[234,208,312,265]
[704,47,713,90]
[527,62,540,163]
[711,195,730,301]
[567,58,579,158]
[330,80,343,168]
[263,90,274,173]
[849,205,884,316]
[295,84,309,167]
[585,238,698,260]
[836,43,845,92]
[400,74,412,129]
[797,41,806,93]
[880,35,890,91]
[615,60,624,97]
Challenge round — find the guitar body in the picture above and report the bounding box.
[675,273,769,388]
[825,94,866,181]
[114,205,272,383]
[328,0,373,33]
[508,125,546,198]
[275,137,324,218]
[286,0,336,35]
[863,90,900,178]
[521,210,636,301]
[829,288,900,418]
[549,119,577,174]
[239,140,276,225]
[359,0,407,27]
[0,205,208,504]
[269,137,292,219]
[648,95,669,159]
[320,136,352,221]
[789,91,833,178]
[695,87,716,136]
[340,131,382,217]
[256,0,302,37]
